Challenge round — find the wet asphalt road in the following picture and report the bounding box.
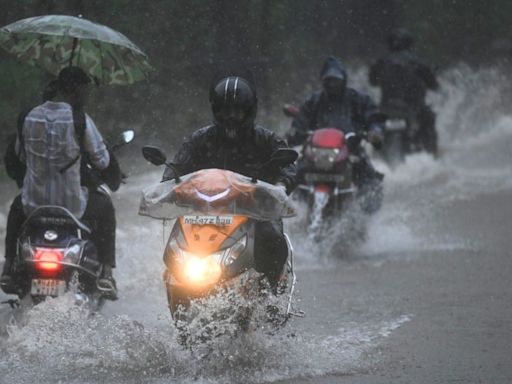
[1,168,512,384]
[1,65,512,382]
[278,190,512,384]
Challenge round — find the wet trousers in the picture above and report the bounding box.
[253,220,289,287]
[417,105,438,155]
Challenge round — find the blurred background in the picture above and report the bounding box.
[2,0,512,159]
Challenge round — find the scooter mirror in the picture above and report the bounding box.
[121,130,135,144]
[282,104,299,118]
[142,145,167,166]
[268,148,298,168]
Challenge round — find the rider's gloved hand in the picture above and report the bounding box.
[346,132,362,154]
[367,124,384,149]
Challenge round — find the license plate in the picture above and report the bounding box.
[183,215,233,226]
[385,119,407,131]
[31,279,66,296]
[304,173,345,183]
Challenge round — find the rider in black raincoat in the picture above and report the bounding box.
[369,29,439,155]
[162,74,297,288]
[287,56,384,213]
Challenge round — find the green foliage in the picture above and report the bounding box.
[0,59,42,132]
[0,0,511,156]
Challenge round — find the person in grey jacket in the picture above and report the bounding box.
[1,67,117,299]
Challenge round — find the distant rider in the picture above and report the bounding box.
[286,56,384,213]
[369,28,439,155]
[1,67,118,299]
[162,73,297,289]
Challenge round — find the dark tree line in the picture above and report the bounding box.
[1,0,511,157]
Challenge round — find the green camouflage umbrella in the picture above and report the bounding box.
[0,15,152,85]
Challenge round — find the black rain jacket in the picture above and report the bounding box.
[289,58,380,146]
[369,49,438,112]
[162,124,297,194]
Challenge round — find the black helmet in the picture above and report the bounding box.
[388,28,414,51]
[210,76,257,140]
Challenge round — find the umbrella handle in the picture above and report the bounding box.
[69,37,78,67]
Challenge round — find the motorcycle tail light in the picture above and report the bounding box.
[34,248,64,273]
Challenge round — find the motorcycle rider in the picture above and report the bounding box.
[286,56,384,213]
[162,73,297,289]
[1,66,118,299]
[369,28,439,155]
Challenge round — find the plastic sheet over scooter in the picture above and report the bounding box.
[139,168,296,221]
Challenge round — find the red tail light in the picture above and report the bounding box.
[34,248,64,273]
[314,184,332,194]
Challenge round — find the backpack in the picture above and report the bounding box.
[4,108,121,191]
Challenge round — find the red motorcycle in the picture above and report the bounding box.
[298,128,357,233]
[283,105,357,236]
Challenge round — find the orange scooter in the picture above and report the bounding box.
[140,146,302,325]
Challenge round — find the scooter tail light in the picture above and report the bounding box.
[34,248,64,273]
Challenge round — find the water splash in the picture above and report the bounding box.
[0,289,412,384]
[308,191,329,238]
[0,64,511,383]
[349,65,512,259]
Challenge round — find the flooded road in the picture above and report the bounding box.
[0,66,511,383]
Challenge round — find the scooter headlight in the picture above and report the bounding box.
[167,235,248,286]
[182,254,222,285]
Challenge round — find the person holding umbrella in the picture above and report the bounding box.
[0,15,153,299]
[1,66,118,299]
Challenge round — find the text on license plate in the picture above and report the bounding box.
[183,215,233,226]
[31,279,66,296]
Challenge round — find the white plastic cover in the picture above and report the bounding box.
[139,169,296,221]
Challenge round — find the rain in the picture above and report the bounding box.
[0,1,512,383]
